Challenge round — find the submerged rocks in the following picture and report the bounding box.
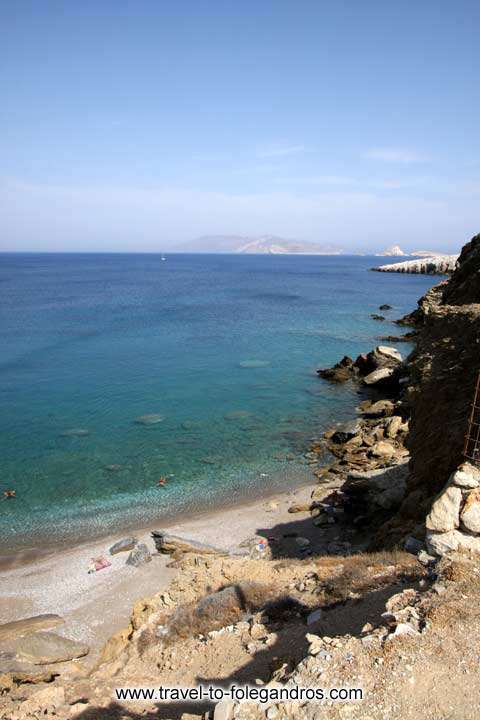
[329,420,362,444]
[239,360,270,368]
[134,413,165,425]
[60,428,89,437]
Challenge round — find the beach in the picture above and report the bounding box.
[0,481,317,658]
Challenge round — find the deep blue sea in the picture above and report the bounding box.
[0,253,435,549]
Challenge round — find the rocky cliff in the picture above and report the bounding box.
[376,233,480,545]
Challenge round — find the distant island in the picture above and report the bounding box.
[177,234,345,255]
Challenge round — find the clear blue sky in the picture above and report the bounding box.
[1,0,479,252]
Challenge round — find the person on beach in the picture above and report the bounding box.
[157,476,168,487]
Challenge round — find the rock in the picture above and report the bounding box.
[250,623,268,640]
[0,614,64,642]
[370,314,385,321]
[134,413,165,425]
[360,399,395,418]
[288,503,311,513]
[109,537,138,555]
[329,420,361,444]
[20,686,65,715]
[404,536,425,555]
[104,464,123,472]
[426,530,460,556]
[370,441,396,458]
[224,410,252,421]
[460,489,480,533]
[126,543,152,567]
[15,632,89,664]
[376,346,402,363]
[426,486,462,532]
[387,623,420,640]
[385,415,404,439]
[317,356,355,383]
[60,428,89,437]
[214,700,235,720]
[0,658,58,685]
[295,537,310,548]
[363,367,395,386]
[152,532,225,555]
[451,464,480,488]
[307,609,323,625]
[379,304,393,310]
[418,550,436,565]
[239,360,270,368]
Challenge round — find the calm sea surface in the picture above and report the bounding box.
[0,253,434,548]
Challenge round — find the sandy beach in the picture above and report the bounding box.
[0,482,317,660]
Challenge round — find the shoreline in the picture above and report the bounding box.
[0,478,319,657]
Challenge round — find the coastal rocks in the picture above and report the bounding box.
[384,415,404,439]
[426,463,480,556]
[126,543,152,567]
[329,420,362,444]
[370,313,385,321]
[344,462,409,513]
[109,537,138,555]
[379,304,393,310]
[0,614,64,642]
[363,367,395,386]
[317,355,355,383]
[134,413,165,425]
[359,399,395,418]
[372,255,458,275]
[15,631,89,664]
[370,440,396,458]
[152,531,224,556]
[0,658,57,686]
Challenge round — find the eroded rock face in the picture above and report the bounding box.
[426,486,462,532]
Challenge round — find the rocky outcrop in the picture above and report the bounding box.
[372,255,458,275]
[317,345,403,387]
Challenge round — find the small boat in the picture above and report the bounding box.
[161,255,166,261]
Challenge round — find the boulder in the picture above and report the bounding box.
[109,537,138,555]
[126,543,152,567]
[0,657,58,686]
[15,632,89,664]
[134,413,165,425]
[426,486,462,532]
[379,304,393,310]
[317,356,355,383]
[450,464,480,488]
[460,489,480,534]
[370,441,396,458]
[427,529,480,556]
[359,399,395,417]
[0,614,64,642]
[385,415,404,439]
[376,346,402,363]
[329,420,362,444]
[363,367,395,386]
[152,532,224,556]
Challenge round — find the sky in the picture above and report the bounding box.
[1,0,479,253]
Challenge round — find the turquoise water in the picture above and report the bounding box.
[0,253,434,548]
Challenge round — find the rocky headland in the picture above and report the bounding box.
[371,254,458,275]
[2,234,480,719]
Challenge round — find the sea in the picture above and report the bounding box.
[0,253,435,549]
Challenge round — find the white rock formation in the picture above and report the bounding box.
[372,255,458,275]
